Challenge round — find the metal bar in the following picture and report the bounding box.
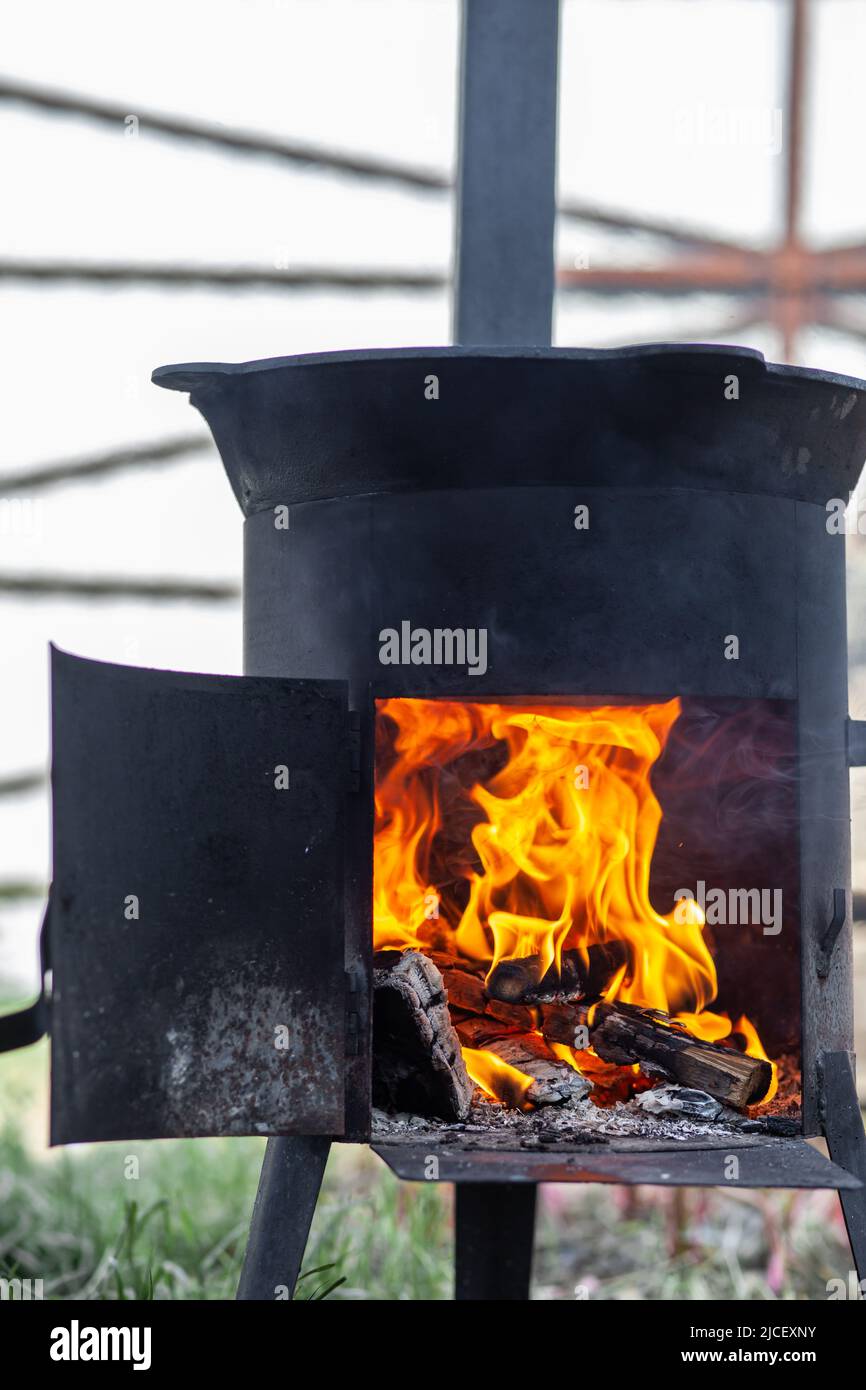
[821,1051,866,1283]
[236,1136,331,1300]
[0,78,447,193]
[784,0,808,249]
[558,252,767,294]
[0,574,238,601]
[453,0,560,345]
[30,255,866,299]
[562,246,866,297]
[811,247,866,287]
[0,770,45,797]
[0,436,209,494]
[558,199,749,253]
[774,0,809,361]
[0,880,45,901]
[0,75,767,258]
[0,261,444,293]
[455,1184,537,1299]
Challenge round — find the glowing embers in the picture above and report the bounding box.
[373,697,780,1116]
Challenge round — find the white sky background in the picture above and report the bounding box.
[2,0,866,988]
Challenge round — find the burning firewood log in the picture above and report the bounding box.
[372,950,474,1121]
[540,1000,772,1111]
[485,940,629,1004]
[476,1034,592,1106]
[435,964,536,1030]
[452,1014,527,1048]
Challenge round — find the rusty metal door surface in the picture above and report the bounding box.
[49,648,349,1142]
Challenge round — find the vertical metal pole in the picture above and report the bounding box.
[453,0,560,346]
[455,1184,537,1300]
[452,0,559,1299]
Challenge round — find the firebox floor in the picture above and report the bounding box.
[371,1095,797,1147]
[370,1102,861,1189]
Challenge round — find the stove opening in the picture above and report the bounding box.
[372,696,801,1144]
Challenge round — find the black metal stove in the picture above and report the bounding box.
[3,341,866,1301]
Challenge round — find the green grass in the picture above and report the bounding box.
[0,1047,855,1300]
[0,1122,454,1300]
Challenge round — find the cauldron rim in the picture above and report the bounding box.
[151,344,866,515]
[152,342,866,398]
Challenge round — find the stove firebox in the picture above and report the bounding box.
[370,693,800,1137]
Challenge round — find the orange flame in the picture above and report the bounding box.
[732,1014,778,1103]
[549,1042,583,1072]
[462,1046,534,1109]
[374,698,775,1104]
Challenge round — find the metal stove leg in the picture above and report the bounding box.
[455,1183,537,1300]
[236,1136,330,1300]
[822,1051,866,1284]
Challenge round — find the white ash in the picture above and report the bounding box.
[636,1086,724,1122]
[372,1081,751,1145]
[554,1098,742,1142]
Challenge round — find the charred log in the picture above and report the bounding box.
[437,965,536,1030]
[480,1034,592,1106]
[486,941,629,1004]
[426,950,486,977]
[372,950,474,1121]
[453,1014,528,1049]
[541,999,772,1111]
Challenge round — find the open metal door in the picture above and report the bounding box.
[48,648,350,1143]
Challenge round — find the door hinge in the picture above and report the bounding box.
[345,965,365,1057]
[348,709,362,792]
